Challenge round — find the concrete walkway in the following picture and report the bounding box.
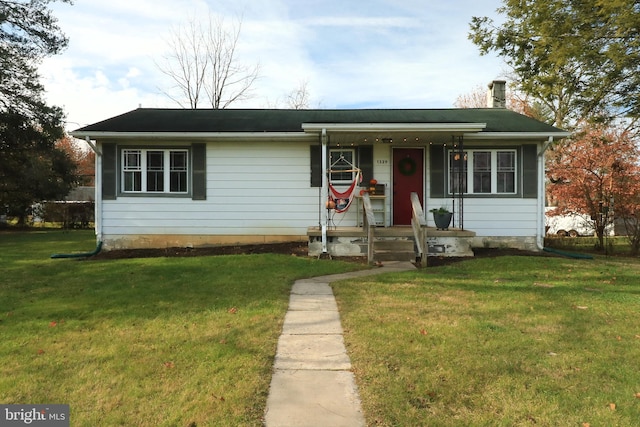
[264,261,416,427]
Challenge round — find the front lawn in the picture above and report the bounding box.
[0,230,364,426]
[333,254,640,426]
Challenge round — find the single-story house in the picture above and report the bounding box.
[71,81,569,260]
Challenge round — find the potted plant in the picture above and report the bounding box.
[429,206,452,230]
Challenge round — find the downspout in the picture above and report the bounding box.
[535,137,551,250]
[89,136,103,245]
[51,136,103,259]
[321,128,328,253]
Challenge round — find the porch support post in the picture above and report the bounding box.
[321,128,328,254]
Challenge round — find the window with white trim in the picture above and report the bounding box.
[448,149,517,195]
[329,148,356,184]
[121,148,189,194]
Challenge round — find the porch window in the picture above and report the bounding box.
[121,148,189,194]
[329,149,356,184]
[448,149,517,195]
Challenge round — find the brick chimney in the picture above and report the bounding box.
[487,80,506,108]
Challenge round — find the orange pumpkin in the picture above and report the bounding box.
[326,199,336,209]
[370,179,378,185]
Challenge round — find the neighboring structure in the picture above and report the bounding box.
[545,207,615,237]
[545,208,595,237]
[71,81,569,256]
[34,186,95,228]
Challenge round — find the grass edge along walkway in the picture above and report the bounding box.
[333,254,640,427]
[0,230,369,426]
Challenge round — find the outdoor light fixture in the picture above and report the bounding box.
[382,138,393,144]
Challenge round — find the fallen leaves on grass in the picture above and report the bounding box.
[635,392,640,399]
[608,403,616,411]
[163,361,175,368]
[419,328,428,335]
[573,305,588,310]
[227,307,238,314]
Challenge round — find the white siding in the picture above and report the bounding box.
[102,141,323,238]
[425,197,538,237]
[423,141,542,239]
[99,138,543,249]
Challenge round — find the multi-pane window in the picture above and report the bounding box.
[496,151,515,193]
[448,149,517,195]
[170,151,188,192]
[473,151,492,193]
[121,148,189,194]
[330,149,356,184]
[147,151,164,192]
[123,150,142,192]
[449,151,467,194]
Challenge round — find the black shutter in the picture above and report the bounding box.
[192,143,207,200]
[102,143,117,200]
[310,144,322,187]
[358,145,373,186]
[430,144,445,198]
[522,144,538,198]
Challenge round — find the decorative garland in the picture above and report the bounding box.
[398,157,417,176]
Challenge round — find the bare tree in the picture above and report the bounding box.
[157,14,260,109]
[285,80,311,109]
[453,84,487,108]
[455,82,554,124]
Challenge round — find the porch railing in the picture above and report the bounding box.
[361,193,377,264]
[410,192,428,267]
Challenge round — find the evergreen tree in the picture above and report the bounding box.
[0,0,77,224]
[469,0,640,128]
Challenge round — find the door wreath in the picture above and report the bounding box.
[398,157,417,176]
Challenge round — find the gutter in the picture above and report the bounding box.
[302,122,487,133]
[464,131,571,140]
[536,142,546,250]
[70,131,317,143]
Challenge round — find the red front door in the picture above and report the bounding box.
[393,148,424,225]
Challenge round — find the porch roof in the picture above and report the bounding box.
[71,108,569,139]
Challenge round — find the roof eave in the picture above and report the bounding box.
[70,131,316,142]
[463,131,571,140]
[302,123,487,133]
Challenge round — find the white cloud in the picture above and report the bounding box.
[40,0,506,126]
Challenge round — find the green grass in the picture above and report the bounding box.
[333,255,640,426]
[545,235,631,255]
[0,230,366,426]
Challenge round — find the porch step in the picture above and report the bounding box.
[374,238,416,262]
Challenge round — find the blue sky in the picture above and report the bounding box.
[39,0,506,130]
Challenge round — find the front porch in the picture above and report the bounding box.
[310,192,476,265]
[307,225,476,263]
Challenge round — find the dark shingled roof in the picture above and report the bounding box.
[74,108,567,135]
